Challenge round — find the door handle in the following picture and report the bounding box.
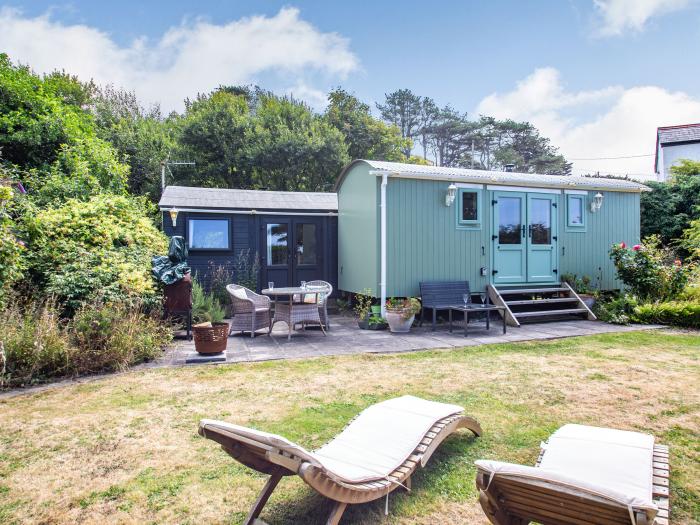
[528,224,533,238]
[521,225,526,237]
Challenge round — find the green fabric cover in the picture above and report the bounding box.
[152,236,191,285]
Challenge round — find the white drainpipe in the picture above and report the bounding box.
[380,173,388,317]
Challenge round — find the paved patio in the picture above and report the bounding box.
[163,314,661,365]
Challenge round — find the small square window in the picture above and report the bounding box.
[457,189,481,228]
[188,219,230,249]
[567,195,586,230]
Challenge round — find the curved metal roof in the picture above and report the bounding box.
[336,160,650,192]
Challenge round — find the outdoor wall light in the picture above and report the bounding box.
[445,183,458,207]
[590,192,604,213]
[169,208,179,227]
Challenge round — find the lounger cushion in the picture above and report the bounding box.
[539,424,655,506]
[313,395,463,482]
[474,460,658,514]
[201,395,464,484]
[475,423,658,514]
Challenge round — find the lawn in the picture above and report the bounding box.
[0,330,698,525]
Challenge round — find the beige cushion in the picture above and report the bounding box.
[230,287,248,300]
[475,423,658,516]
[200,395,463,484]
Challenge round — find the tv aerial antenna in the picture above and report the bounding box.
[161,159,195,191]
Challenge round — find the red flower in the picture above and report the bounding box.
[674,259,682,267]
[632,244,641,251]
[619,241,626,248]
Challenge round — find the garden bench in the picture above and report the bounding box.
[419,280,471,331]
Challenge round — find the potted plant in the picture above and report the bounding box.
[354,289,373,329]
[368,305,387,330]
[192,279,228,354]
[385,297,421,333]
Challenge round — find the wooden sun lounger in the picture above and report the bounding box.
[199,396,482,525]
[475,424,670,525]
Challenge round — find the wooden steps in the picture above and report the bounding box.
[488,283,596,327]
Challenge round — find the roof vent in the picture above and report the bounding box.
[504,164,515,172]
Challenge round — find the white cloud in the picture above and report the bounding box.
[0,7,359,111]
[476,67,700,178]
[593,0,692,36]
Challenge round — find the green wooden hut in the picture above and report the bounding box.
[335,160,649,325]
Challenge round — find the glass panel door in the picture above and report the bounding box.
[493,192,527,284]
[293,220,322,286]
[527,194,557,283]
[262,220,291,289]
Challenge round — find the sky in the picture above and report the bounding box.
[2,0,700,179]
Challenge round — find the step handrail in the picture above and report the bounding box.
[562,282,597,321]
[487,285,520,327]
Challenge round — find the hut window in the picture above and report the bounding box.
[458,189,481,227]
[266,224,288,266]
[188,219,230,250]
[295,223,317,266]
[567,195,586,229]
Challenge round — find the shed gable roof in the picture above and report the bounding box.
[336,160,649,192]
[159,186,338,211]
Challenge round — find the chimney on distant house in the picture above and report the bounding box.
[504,164,515,172]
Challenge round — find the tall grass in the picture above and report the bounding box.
[0,298,171,388]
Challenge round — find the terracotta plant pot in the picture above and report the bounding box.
[193,322,229,354]
[386,310,415,333]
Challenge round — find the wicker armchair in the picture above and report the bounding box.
[306,280,333,331]
[227,284,271,338]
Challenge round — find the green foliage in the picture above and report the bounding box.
[191,278,225,324]
[609,237,691,301]
[641,168,700,249]
[0,183,25,301]
[232,249,260,291]
[683,218,700,260]
[386,297,422,319]
[207,263,234,309]
[353,288,374,320]
[90,86,178,201]
[70,301,171,374]
[560,273,595,294]
[632,301,700,329]
[25,194,167,309]
[592,294,638,325]
[325,88,410,161]
[0,300,70,387]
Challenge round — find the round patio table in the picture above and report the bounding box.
[262,287,326,340]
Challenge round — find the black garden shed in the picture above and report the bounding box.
[159,186,338,293]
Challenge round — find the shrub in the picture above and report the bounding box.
[592,294,638,325]
[70,302,171,374]
[0,297,171,388]
[207,262,234,308]
[24,194,167,309]
[233,249,260,291]
[609,237,691,301]
[0,299,71,387]
[191,278,225,324]
[0,184,25,302]
[632,301,700,329]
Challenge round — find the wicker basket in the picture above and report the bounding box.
[193,322,229,354]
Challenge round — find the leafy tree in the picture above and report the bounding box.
[247,93,349,191]
[177,88,349,191]
[324,88,409,161]
[641,162,700,250]
[416,97,438,160]
[376,89,422,156]
[90,86,178,201]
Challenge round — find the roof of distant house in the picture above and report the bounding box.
[158,186,338,212]
[657,123,700,145]
[336,160,650,192]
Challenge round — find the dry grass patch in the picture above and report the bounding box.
[0,330,698,524]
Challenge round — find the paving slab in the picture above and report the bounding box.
[162,316,662,366]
